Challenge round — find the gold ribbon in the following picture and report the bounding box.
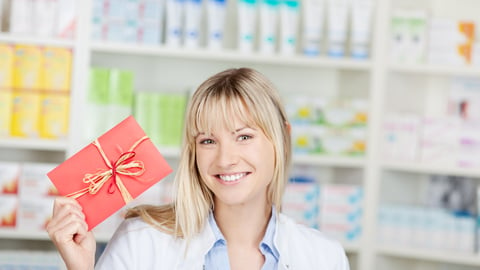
[67,136,149,204]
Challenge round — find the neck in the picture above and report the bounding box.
[213,202,273,247]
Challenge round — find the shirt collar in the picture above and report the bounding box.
[207,206,279,259]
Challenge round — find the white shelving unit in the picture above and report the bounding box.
[1,0,479,270]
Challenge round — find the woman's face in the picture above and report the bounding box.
[195,115,275,209]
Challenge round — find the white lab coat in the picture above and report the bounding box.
[95,213,350,269]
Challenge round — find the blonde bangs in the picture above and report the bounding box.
[189,89,259,139]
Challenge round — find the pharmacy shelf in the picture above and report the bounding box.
[381,161,480,178]
[91,41,373,70]
[388,63,480,77]
[0,228,113,244]
[342,242,361,254]
[0,228,50,241]
[376,245,480,267]
[0,138,68,152]
[292,154,366,168]
[0,33,75,48]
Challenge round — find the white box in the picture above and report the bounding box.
[0,162,21,195]
[0,194,18,228]
[55,0,77,38]
[17,196,55,230]
[33,0,57,37]
[9,0,33,35]
[19,163,58,198]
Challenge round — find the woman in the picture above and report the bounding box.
[47,67,349,269]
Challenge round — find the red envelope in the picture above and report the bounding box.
[47,116,173,230]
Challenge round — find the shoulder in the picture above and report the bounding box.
[110,217,182,250]
[95,217,183,269]
[277,214,349,269]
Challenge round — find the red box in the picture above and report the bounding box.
[48,116,172,230]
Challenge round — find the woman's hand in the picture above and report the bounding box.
[46,197,96,270]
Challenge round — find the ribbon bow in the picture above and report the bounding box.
[67,136,149,204]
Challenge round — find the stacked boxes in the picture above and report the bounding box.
[0,162,58,231]
[17,163,58,230]
[319,184,363,243]
[390,10,428,64]
[428,19,475,66]
[283,175,320,229]
[0,251,63,269]
[134,90,188,147]
[378,204,476,253]
[0,44,72,139]
[8,0,76,39]
[390,9,476,66]
[287,96,368,156]
[0,162,20,228]
[0,44,13,137]
[92,0,164,44]
[85,67,134,141]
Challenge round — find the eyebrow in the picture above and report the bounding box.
[195,126,253,137]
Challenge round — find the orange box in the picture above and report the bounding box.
[47,116,173,230]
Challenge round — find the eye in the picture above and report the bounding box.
[199,138,215,145]
[238,135,252,141]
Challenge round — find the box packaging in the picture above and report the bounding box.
[33,0,57,37]
[0,90,12,136]
[0,44,13,89]
[19,163,59,198]
[48,116,173,230]
[85,67,110,141]
[9,0,33,35]
[17,196,55,230]
[13,45,43,90]
[41,47,72,91]
[106,69,133,128]
[39,93,70,139]
[0,162,21,194]
[56,0,77,39]
[10,91,41,137]
[0,195,18,227]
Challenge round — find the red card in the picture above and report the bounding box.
[48,116,173,230]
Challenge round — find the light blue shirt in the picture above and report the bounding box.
[204,207,279,270]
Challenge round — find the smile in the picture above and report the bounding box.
[218,172,248,182]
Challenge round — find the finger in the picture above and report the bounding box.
[47,211,88,242]
[51,222,85,247]
[52,197,81,216]
[48,203,86,230]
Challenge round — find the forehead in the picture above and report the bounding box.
[192,93,258,135]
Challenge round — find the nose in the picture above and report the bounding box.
[215,141,239,168]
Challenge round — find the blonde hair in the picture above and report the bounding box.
[126,68,292,241]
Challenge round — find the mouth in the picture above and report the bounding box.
[216,172,249,183]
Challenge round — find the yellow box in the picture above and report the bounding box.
[12,45,43,90]
[39,93,70,139]
[11,91,41,138]
[42,47,72,92]
[0,44,14,89]
[0,90,13,137]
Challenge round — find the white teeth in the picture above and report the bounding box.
[219,173,246,182]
